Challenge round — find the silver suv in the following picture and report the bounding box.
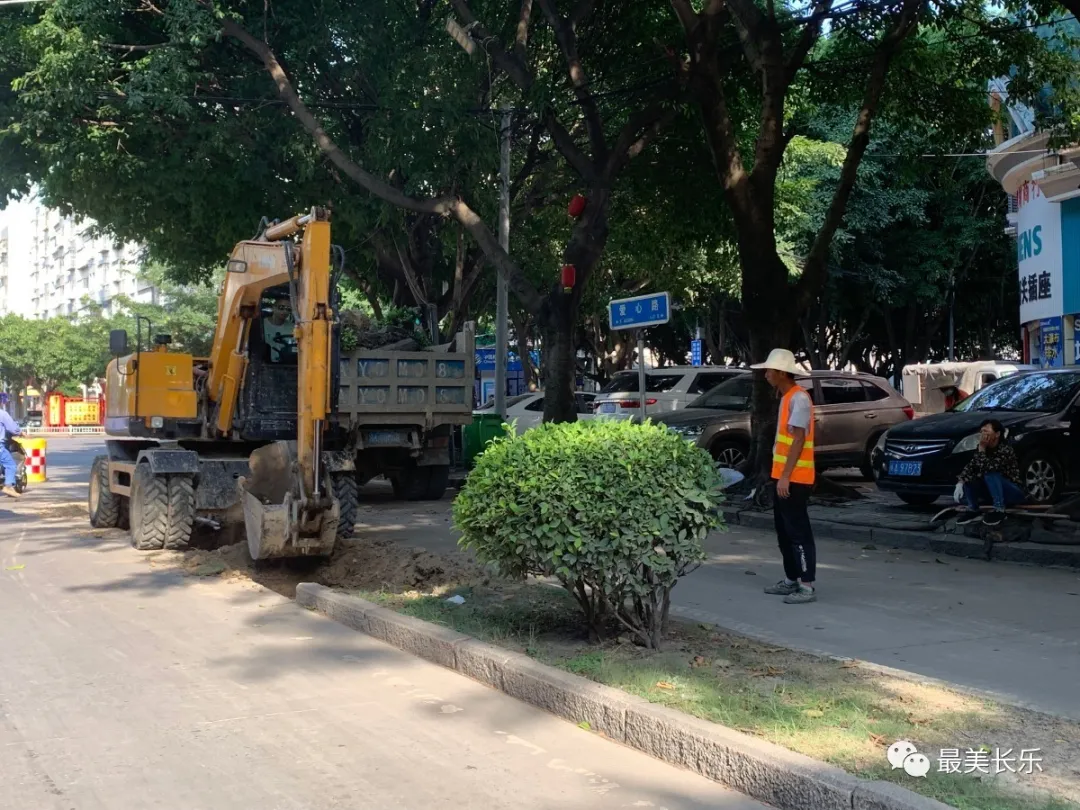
[593,367,745,418]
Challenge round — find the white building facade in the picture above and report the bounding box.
[986,78,1080,367]
[0,195,157,319]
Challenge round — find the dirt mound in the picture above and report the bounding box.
[167,534,490,598]
[319,536,488,592]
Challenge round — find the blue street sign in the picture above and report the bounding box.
[608,292,671,331]
[691,339,703,367]
[474,349,541,372]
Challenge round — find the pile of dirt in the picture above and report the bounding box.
[165,535,491,599]
[317,536,489,592]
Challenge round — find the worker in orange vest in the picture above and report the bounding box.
[752,349,816,604]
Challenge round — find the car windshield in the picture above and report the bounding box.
[954,371,1080,414]
[687,375,754,410]
[599,371,683,394]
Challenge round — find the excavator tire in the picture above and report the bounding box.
[129,464,195,551]
[88,455,122,529]
[423,465,450,501]
[333,473,359,539]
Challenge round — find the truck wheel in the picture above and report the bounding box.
[129,465,195,551]
[333,473,359,538]
[89,455,122,528]
[391,465,430,501]
[423,465,450,500]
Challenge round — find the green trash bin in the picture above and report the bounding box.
[463,413,508,469]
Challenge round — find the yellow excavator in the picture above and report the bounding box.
[87,207,474,559]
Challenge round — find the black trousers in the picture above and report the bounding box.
[772,482,817,583]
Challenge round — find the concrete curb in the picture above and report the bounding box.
[722,507,1080,569]
[295,583,951,810]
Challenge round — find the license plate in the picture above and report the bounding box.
[888,460,922,477]
[599,403,616,414]
[366,430,405,446]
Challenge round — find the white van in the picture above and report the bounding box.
[901,361,1035,416]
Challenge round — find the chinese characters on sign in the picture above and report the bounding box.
[1040,317,1063,368]
[1015,178,1062,325]
[608,292,671,330]
[1020,271,1053,304]
[691,339,703,367]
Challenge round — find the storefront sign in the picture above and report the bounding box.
[1017,181,1062,325]
[1039,316,1063,367]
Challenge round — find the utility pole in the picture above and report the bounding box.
[496,107,511,419]
[947,278,956,362]
[444,22,511,417]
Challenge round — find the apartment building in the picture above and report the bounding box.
[0,195,157,319]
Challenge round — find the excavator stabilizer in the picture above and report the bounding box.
[239,441,340,560]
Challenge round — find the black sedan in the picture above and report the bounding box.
[871,368,1080,505]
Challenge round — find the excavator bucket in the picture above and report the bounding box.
[239,441,340,560]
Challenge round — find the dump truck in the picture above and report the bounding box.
[87,207,474,559]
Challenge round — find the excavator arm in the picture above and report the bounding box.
[236,207,341,558]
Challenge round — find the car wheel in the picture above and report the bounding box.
[897,493,938,507]
[1021,453,1062,504]
[710,440,748,469]
[860,434,884,480]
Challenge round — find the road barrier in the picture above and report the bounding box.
[20,437,46,483]
[22,426,104,437]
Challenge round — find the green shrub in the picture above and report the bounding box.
[453,418,723,648]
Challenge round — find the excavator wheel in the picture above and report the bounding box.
[129,464,195,551]
[88,455,123,529]
[332,473,359,539]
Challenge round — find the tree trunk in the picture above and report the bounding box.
[512,310,537,390]
[540,291,579,423]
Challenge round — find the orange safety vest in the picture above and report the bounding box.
[771,385,815,485]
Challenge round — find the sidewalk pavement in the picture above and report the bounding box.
[357,487,1080,721]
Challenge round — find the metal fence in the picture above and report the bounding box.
[22,426,105,437]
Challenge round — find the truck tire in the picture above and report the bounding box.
[423,465,450,501]
[333,473,359,538]
[390,465,430,501]
[129,464,195,551]
[88,455,122,528]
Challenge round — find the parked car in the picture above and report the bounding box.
[592,367,746,418]
[19,410,42,430]
[473,391,596,434]
[657,370,913,472]
[872,368,1080,506]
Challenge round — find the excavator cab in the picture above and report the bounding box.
[234,285,301,442]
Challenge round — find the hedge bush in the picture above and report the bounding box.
[453,418,724,648]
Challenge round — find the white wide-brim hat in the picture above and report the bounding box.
[750,348,801,375]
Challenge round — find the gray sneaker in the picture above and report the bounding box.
[764,580,799,596]
[784,586,817,604]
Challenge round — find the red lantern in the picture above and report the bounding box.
[568,194,587,218]
[560,264,576,293]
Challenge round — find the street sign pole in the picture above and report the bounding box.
[607,292,671,424]
[637,330,647,423]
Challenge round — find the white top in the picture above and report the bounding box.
[785,388,812,432]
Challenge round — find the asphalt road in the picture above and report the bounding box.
[0,439,768,810]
